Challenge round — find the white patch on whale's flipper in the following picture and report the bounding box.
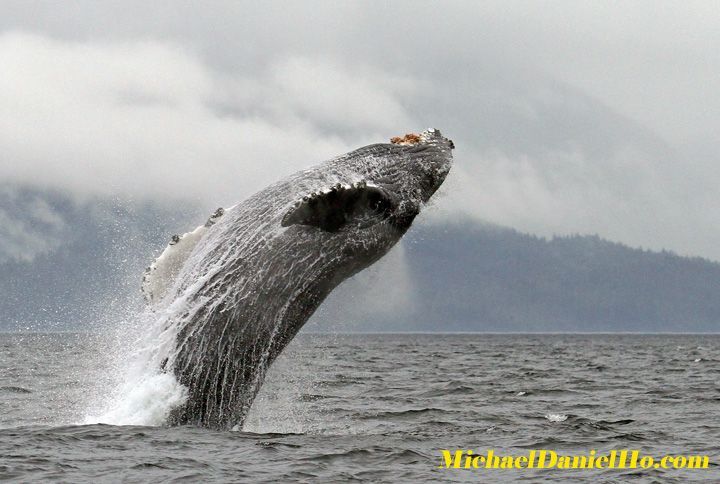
[142,208,224,304]
[142,226,206,304]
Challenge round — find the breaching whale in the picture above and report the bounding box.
[141,128,454,429]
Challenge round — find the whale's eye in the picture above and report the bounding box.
[282,184,396,232]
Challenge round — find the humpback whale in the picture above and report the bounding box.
[142,128,454,429]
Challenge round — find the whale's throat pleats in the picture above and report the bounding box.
[281,183,396,232]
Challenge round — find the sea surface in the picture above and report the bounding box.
[0,333,718,483]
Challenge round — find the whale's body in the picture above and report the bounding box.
[143,129,454,429]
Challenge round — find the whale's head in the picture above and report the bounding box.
[281,127,454,236]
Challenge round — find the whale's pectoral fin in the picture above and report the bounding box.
[142,207,225,304]
[281,183,396,232]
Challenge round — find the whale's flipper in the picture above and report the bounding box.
[281,182,396,232]
[142,208,224,304]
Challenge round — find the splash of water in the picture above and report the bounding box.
[83,306,187,426]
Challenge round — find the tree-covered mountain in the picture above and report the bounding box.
[394,223,720,332]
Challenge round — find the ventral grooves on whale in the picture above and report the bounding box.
[140,128,454,429]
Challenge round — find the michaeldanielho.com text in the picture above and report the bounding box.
[439,449,710,470]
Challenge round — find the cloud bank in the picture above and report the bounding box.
[0,32,401,206]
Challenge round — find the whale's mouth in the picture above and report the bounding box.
[281,181,397,232]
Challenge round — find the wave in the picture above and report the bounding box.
[0,386,32,393]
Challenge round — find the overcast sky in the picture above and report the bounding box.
[1,1,719,260]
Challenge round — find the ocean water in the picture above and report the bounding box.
[0,333,718,483]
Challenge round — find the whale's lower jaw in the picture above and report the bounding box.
[151,129,453,429]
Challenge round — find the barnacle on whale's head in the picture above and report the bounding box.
[390,133,423,145]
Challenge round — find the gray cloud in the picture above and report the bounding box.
[0,2,718,261]
[0,186,67,263]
